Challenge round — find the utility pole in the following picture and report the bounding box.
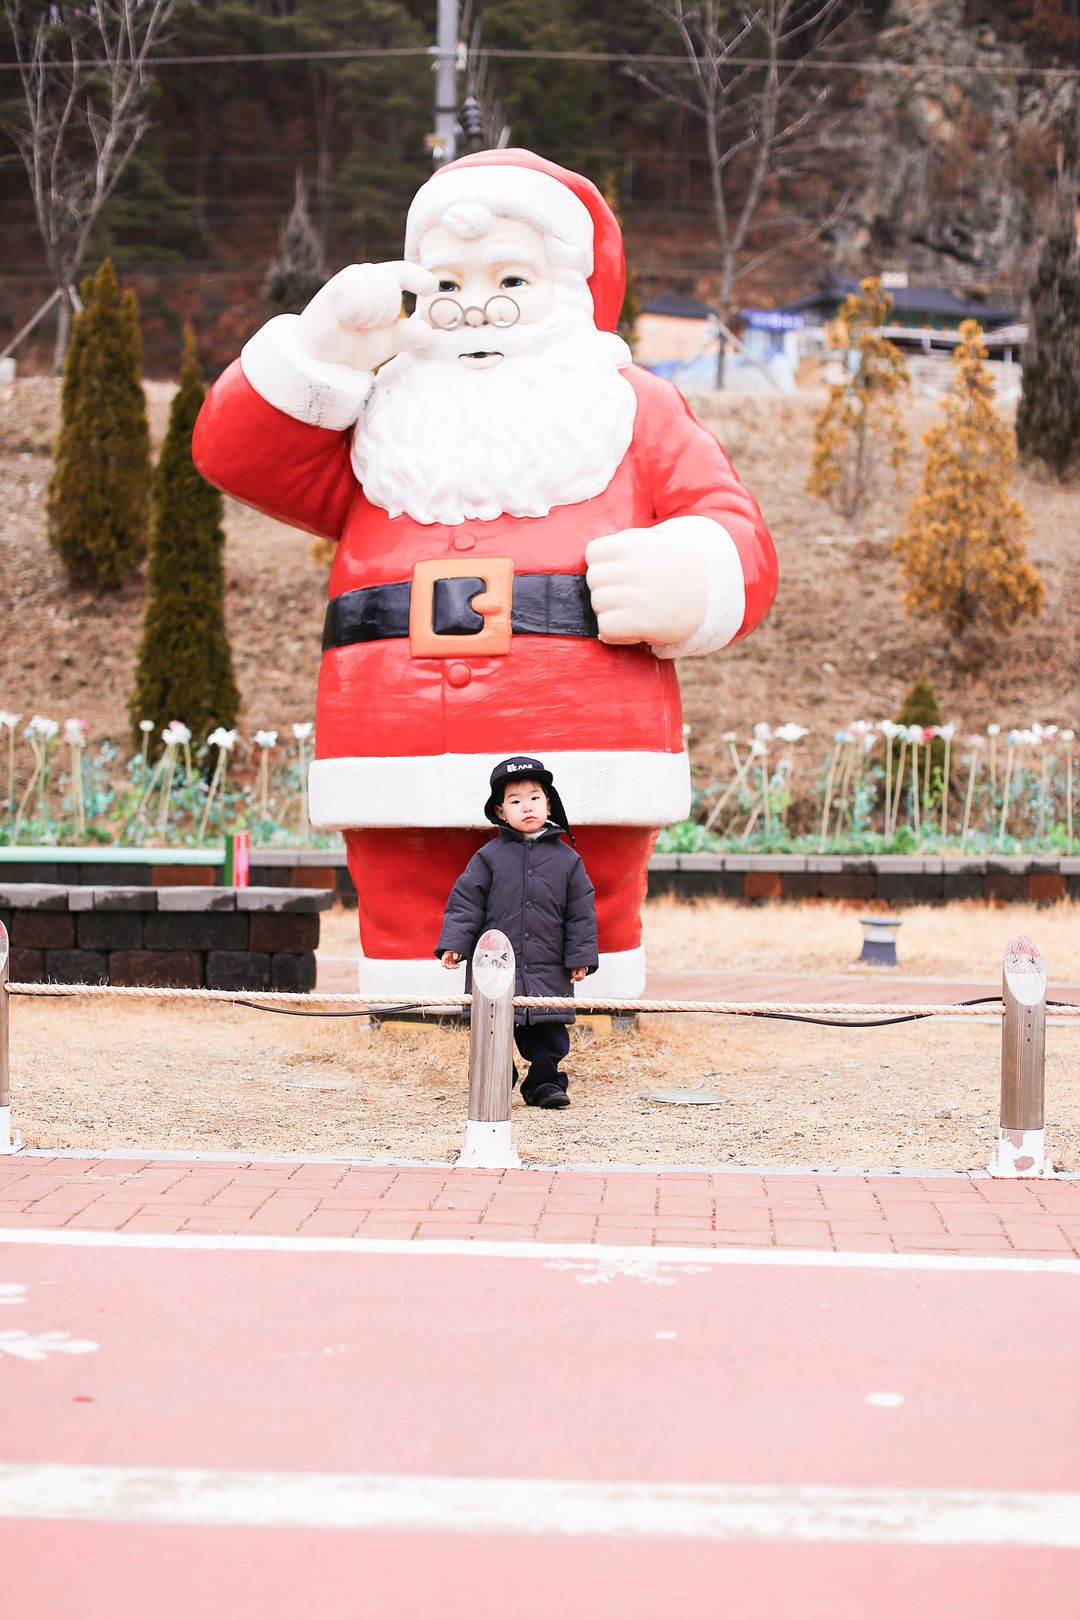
[432,0,460,168]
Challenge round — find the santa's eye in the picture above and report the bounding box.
[501,275,526,289]
[437,279,459,293]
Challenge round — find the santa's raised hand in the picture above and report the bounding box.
[585,526,710,647]
[298,261,437,374]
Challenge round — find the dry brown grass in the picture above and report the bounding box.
[11,996,1078,1171]
[319,896,1080,983]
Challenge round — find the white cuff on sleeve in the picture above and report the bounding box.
[649,515,747,660]
[240,314,375,431]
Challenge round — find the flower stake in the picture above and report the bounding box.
[753,723,772,836]
[293,722,313,837]
[888,733,908,843]
[908,729,921,837]
[986,723,1000,795]
[198,728,238,840]
[938,723,955,841]
[959,737,983,849]
[0,711,21,817]
[817,741,839,849]
[64,719,87,839]
[253,730,277,819]
[1063,731,1075,855]
[997,732,1019,845]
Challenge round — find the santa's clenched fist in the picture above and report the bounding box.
[585,526,708,647]
[297,260,438,373]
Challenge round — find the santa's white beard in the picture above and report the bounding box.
[352,311,637,526]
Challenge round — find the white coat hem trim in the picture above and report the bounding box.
[355,948,646,1001]
[309,750,691,830]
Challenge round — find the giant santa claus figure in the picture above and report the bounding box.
[193,148,778,997]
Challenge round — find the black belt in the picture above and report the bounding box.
[322,570,598,653]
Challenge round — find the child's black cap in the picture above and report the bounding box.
[484,756,574,842]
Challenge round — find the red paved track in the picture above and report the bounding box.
[2,1156,1078,1253]
[2,1225,1078,1618]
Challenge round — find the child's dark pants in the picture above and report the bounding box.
[514,1020,570,1101]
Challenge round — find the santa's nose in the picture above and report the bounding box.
[463,306,487,327]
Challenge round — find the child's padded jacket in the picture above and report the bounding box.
[437,823,598,1024]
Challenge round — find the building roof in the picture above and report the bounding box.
[779,273,1015,326]
[642,292,716,320]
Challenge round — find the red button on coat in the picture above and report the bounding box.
[446,662,472,688]
[452,532,476,552]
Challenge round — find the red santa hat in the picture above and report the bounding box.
[404,148,627,334]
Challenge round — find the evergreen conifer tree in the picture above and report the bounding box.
[264,172,328,316]
[47,259,151,590]
[130,328,240,746]
[1015,203,1080,477]
[808,278,911,522]
[894,321,1045,637]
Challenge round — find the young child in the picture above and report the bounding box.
[437,756,598,1109]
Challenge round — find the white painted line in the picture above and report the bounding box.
[0,1464,1075,1547]
[2,1227,1078,1275]
[15,1146,1080,1180]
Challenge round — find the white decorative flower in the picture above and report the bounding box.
[749,739,767,757]
[986,723,1001,737]
[162,721,192,747]
[1062,730,1075,744]
[207,727,237,751]
[1006,729,1022,746]
[253,729,278,749]
[938,723,956,742]
[292,722,313,742]
[774,723,808,743]
[904,725,923,744]
[63,718,87,747]
[847,720,871,739]
[0,711,21,730]
[26,715,59,741]
[752,722,772,742]
[138,719,154,735]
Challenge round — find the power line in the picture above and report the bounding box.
[0,44,1076,79]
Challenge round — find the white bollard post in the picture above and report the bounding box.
[0,921,22,1154]
[459,928,520,1169]
[989,934,1054,1178]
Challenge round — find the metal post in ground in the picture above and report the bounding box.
[459,928,520,1168]
[0,921,22,1154]
[989,933,1053,1178]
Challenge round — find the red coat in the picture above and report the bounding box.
[193,359,777,831]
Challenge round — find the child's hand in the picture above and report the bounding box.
[569,966,588,982]
[441,951,463,968]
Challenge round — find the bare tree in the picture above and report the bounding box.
[3,0,180,369]
[636,0,854,379]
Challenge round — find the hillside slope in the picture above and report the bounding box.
[1,378,1077,783]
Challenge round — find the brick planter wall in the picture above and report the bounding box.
[0,885,331,991]
[0,852,1077,908]
[645,855,1080,905]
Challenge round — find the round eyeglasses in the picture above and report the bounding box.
[426,294,521,331]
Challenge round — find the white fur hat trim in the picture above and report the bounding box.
[405,165,594,273]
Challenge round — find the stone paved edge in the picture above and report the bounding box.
[1,1158,1076,1258]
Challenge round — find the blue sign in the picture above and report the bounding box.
[741,308,805,332]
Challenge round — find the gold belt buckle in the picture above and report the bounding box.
[409,557,514,658]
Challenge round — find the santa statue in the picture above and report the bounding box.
[193,149,778,997]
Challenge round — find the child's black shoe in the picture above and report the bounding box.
[523,1081,570,1109]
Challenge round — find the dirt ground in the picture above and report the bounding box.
[322,895,1080,983]
[11,899,1079,1170]
[2,378,1078,791]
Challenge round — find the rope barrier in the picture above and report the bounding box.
[8,980,1080,1019]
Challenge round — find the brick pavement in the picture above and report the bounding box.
[1,1157,1077,1256]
